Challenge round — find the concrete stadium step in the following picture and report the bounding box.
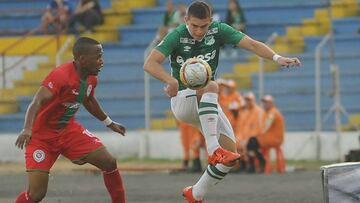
[251,71,360,93]
[16,95,169,115]
[260,92,360,110]
[0,35,72,56]
[112,0,155,10]
[0,0,111,11]
[94,79,165,97]
[333,17,360,34]
[304,35,360,52]
[281,107,357,131]
[156,0,325,7]
[0,111,155,132]
[0,98,19,114]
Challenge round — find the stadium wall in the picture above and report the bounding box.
[1,131,359,162]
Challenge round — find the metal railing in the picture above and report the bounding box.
[258,32,278,100]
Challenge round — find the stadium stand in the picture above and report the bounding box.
[0,0,359,132]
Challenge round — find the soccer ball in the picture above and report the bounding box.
[180,58,212,90]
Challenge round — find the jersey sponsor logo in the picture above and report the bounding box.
[62,102,81,109]
[72,89,79,95]
[184,46,191,52]
[205,36,215,46]
[180,37,195,44]
[87,85,92,97]
[207,28,218,35]
[176,50,217,65]
[33,149,45,163]
[48,82,54,89]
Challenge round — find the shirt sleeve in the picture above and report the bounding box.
[155,30,180,57]
[219,22,245,45]
[41,69,65,96]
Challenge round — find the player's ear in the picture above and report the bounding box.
[184,15,189,24]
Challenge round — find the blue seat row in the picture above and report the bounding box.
[0,0,111,12]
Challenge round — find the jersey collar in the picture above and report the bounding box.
[186,25,205,42]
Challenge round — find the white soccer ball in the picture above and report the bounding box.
[180,58,212,90]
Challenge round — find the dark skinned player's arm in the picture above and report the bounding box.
[83,94,108,121]
[15,86,54,149]
[23,86,54,131]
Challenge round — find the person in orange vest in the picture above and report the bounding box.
[178,120,195,170]
[190,129,205,172]
[219,79,243,129]
[258,95,285,149]
[247,95,285,173]
[240,92,265,173]
[178,120,204,172]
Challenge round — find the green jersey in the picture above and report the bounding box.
[156,21,245,90]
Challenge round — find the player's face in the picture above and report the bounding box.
[185,16,212,41]
[82,44,104,76]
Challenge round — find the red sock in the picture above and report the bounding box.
[103,169,126,203]
[15,191,33,203]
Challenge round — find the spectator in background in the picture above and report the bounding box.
[163,0,176,28]
[225,0,246,33]
[247,95,285,173]
[239,92,265,173]
[178,120,204,172]
[173,3,187,26]
[218,79,243,129]
[178,120,195,170]
[41,0,72,34]
[68,0,104,34]
[190,129,205,173]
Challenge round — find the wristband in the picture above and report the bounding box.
[102,116,113,126]
[272,54,282,62]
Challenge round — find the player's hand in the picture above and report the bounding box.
[277,57,301,68]
[107,122,126,136]
[164,78,179,98]
[15,129,32,150]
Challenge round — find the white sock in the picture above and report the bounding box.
[192,164,233,200]
[198,93,220,155]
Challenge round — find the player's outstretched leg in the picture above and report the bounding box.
[197,91,221,155]
[183,134,239,202]
[85,148,126,203]
[197,82,240,165]
[15,171,49,203]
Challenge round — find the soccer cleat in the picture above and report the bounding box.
[208,147,241,165]
[183,186,203,203]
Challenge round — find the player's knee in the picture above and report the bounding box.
[103,156,117,171]
[29,189,47,202]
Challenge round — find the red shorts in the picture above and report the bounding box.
[25,122,104,172]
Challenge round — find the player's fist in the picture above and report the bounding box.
[164,77,179,98]
[277,57,301,68]
[108,122,126,136]
[15,129,32,149]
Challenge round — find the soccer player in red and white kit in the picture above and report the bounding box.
[14,37,126,203]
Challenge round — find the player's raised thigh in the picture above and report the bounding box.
[171,89,200,127]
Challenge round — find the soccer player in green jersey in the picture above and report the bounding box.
[144,1,301,202]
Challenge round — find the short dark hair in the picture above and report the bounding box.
[72,37,100,56]
[186,1,212,19]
